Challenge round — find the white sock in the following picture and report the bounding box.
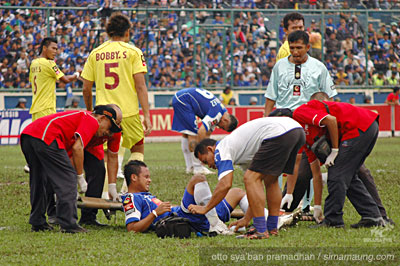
[181,138,193,170]
[239,195,249,213]
[191,152,204,170]
[194,181,219,226]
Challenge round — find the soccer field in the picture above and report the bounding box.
[0,139,399,265]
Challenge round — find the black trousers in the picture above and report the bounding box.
[46,150,106,222]
[324,121,382,225]
[79,150,106,222]
[20,135,78,229]
[282,153,388,218]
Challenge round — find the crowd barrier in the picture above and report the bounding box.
[1,105,399,145]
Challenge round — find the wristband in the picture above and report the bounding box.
[152,210,158,218]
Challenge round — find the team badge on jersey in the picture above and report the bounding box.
[151,197,162,206]
[293,85,301,96]
[141,55,146,67]
[123,194,135,213]
[52,66,60,75]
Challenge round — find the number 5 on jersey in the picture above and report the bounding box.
[105,62,119,90]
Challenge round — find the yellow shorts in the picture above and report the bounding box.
[121,114,144,149]
[31,108,56,121]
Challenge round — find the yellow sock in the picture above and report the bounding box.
[129,152,144,162]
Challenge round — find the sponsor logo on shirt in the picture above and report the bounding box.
[293,85,301,96]
[141,55,146,67]
[151,197,162,206]
[52,66,60,75]
[123,194,135,212]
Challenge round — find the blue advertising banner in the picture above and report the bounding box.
[0,109,32,145]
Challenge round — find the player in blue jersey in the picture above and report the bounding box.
[171,88,238,175]
[121,160,250,234]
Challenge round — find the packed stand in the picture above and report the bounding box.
[1,0,400,90]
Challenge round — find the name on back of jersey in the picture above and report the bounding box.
[96,51,127,61]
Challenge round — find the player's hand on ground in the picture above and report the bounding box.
[313,205,324,223]
[155,202,172,215]
[228,217,250,232]
[108,183,118,202]
[188,204,207,215]
[325,148,339,167]
[143,116,153,136]
[281,193,293,209]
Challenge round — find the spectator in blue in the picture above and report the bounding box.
[378,32,391,51]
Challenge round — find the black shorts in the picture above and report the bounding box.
[248,128,305,176]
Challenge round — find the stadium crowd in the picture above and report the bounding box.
[1,0,400,90]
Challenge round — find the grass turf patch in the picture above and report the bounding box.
[0,139,399,265]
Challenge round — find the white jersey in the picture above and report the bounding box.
[215,117,302,180]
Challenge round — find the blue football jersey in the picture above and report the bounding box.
[121,192,180,229]
[174,88,227,132]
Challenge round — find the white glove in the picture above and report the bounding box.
[325,148,339,167]
[108,183,118,202]
[77,173,87,193]
[74,71,80,78]
[281,193,294,209]
[313,205,323,223]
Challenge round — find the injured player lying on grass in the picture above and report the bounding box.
[120,160,299,236]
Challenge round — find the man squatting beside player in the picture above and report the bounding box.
[190,117,305,239]
[171,88,238,175]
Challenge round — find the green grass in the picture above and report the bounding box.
[0,139,399,265]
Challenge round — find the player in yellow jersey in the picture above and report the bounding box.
[29,37,80,121]
[276,13,305,63]
[28,37,80,225]
[82,13,152,197]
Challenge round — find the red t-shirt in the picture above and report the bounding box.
[386,92,399,103]
[22,110,99,152]
[293,100,379,142]
[85,132,122,160]
[298,123,327,163]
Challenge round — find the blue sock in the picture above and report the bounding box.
[267,216,279,231]
[253,216,267,233]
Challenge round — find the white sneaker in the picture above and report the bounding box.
[209,220,234,235]
[193,166,214,175]
[278,210,301,229]
[117,169,124,179]
[185,166,194,174]
[24,165,30,173]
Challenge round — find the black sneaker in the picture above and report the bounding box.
[79,219,108,227]
[310,220,345,229]
[351,219,384,229]
[31,223,54,232]
[61,225,88,234]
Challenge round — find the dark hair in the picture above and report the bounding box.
[39,37,57,55]
[194,138,217,159]
[283,12,304,30]
[288,30,309,45]
[394,87,400,93]
[227,114,238,132]
[106,13,131,37]
[123,160,147,187]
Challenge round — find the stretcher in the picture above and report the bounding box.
[77,196,245,218]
